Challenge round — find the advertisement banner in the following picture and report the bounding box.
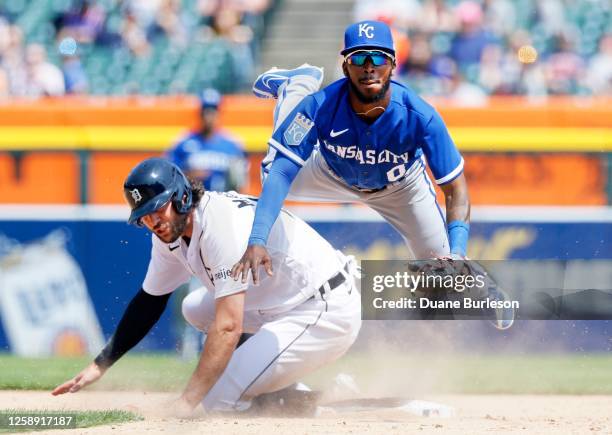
[0,231,104,357]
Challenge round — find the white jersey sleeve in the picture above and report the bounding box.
[142,235,191,296]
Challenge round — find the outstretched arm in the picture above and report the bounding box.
[179,291,245,409]
[52,289,171,395]
[440,173,471,257]
[231,154,300,284]
[420,110,470,258]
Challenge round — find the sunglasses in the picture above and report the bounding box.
[345,50,394,67]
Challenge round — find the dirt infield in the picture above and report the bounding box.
[1,391,611,434]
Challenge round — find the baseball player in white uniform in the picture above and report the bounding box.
[52,158,362,414]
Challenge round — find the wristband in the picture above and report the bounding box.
[247,234,267,246]
[447,220,469,257]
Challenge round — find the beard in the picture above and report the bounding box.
[349,76,391,104]
[154,211,188,243]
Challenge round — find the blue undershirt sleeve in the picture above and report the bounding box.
[248,154,301,246]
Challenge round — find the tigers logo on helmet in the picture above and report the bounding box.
[130,188,142,203]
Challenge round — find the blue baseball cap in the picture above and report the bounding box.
[341,21,395,57]
[199,88,221,109]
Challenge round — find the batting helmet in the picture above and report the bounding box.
[123,158,193,226]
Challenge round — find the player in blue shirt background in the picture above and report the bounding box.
[167,88,249,358]
[231,21,471,284]
[167,88,248,193]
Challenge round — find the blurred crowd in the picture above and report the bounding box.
[355,0,612,100]
[0,0,272,97]
[0,0,610,98]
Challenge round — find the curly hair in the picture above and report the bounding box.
[189,177,206,208]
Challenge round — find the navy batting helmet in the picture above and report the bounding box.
[123,158,193,226]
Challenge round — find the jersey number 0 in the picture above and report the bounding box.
[386,163,407,182]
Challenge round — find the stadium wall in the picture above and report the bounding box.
[0,96,610,205]
[0,206,610,353]
[0,96,610,354]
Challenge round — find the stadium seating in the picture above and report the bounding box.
[0,0,610,95]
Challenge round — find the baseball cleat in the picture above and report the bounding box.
[252,383,321,416]
[252,63,324,99]
[487,285,515,330]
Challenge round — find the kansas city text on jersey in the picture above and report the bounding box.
[323,141,413,165]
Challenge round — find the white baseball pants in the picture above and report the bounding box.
[181,271,361,412]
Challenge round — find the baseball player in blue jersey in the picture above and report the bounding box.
[167,88,248,193]
[231,20,471,284]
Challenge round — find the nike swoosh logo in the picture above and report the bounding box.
[169,244,180,251]
[330,128,349,138]
[262,73,287,88]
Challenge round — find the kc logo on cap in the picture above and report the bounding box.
[358,23,374,39]
[341,20,395,56]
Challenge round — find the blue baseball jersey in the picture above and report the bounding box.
[167,131,247,192]
[268,79,463,189]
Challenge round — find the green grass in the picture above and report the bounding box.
[0,410,142,432]
[310,352,612,395]
[1,352,611,395]
[0,354,196,391]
